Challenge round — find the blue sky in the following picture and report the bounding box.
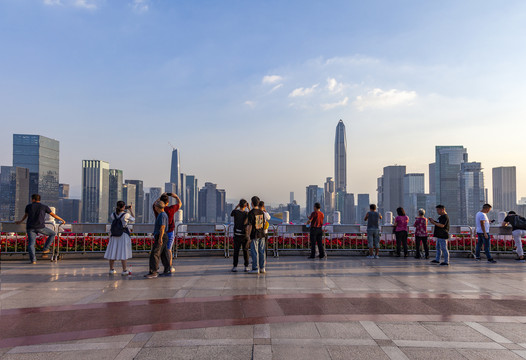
[1,0,526,207]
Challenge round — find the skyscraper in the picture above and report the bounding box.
[13,134,59,208]
[147,187,162,223]
[0,166,29,221]
[306,185,323,214]
[198,182,225,223]
[460,162,485,225]
[492,166,516,212]
[435,146,468,224]
[185,175,199,223]
[82,160,110,223]
[403,173,425,220]
[170,148,180,195]
[108,169,123,220]
[334,120,347,192]
[124,180,144,223]
[356,194,370,224]
[59,184,70,199]
[324,177,335,218]
[377,165,406,216]
[122,183,136,208]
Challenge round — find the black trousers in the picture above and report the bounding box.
[233,235,249,267]
[415,236,429,258]
[149,233,170,274]
[395,230,408,255]
[310,227,325,258]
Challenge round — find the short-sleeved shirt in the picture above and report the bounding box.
[309,211,324,228]
[153,212,168,236]
[247,208,265,240]
[25,202,52,230]
[153,203,180,233]
[231,209,248,236]
[366,211,380,230]
[433,214,450,239]
[504,215,518,230]
[414,217,428,237]
[475,211,490,233]
[395,216,409,232]
[110,212,135,227]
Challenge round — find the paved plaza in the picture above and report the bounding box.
[1,255,526,359]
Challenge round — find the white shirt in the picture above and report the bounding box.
[475,211,490,233]
[111,211,135,227]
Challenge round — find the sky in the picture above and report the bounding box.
[1,0,526,207]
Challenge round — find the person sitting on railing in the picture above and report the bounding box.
[105,201,135,275]
[502,211,526,263]
[15,193,66,264]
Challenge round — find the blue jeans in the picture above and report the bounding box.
[166,231,175,250]
[250,237,266,270]
[475,233,493,260]
[27,227,56,262]
[435,237,449,264]
[367,229,380,248]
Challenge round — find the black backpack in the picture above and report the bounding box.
[511,215,526,230]
[110,212,127,236]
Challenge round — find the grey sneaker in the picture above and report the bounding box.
[374,255,380,259]
[231,266,238,272]
[260,268,266,274]
[249,269,260,274]
[366,255,374,259]
[244,266,250,272]
[109,269,117,275]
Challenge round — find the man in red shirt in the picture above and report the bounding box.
[153,192,182,275]
[306,202,326,259]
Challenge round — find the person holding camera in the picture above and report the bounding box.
[105,201,135,275]
[152,192,182,275]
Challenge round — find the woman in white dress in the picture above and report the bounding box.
[105,201,135,275]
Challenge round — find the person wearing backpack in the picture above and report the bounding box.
[502,211,526,262]
[231,199,250,272]
[246,196,266,274]
[105,201,135,275]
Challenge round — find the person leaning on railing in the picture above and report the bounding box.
[15,194,66,264]
[502,211,526,263]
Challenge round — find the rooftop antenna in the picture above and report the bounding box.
[168,142,176,151]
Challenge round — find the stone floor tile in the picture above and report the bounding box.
[193,345,253,360]
[271,345,332,360]
[55,349,122,360]
[377,323,435,341]
[458,348,524,360]
[315,322,372,339]
[400,347,466,360]
[204,325,253,339]
[253,344,272,360]
[327,345,389,360]
[134,346,199,360]
[270,322,320,339]
[423,322,492,342]
[481,323,526,344]
[1,353,64,360]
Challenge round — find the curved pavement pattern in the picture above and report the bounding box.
[1,256,526,359]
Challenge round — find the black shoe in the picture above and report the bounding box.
[488,259,497,263]
[414,256,421,259]
[404,254,408,258]
[396,254,401,257]
[430,260,440,264]
[159,271,173,277]
[425,255,429,259]
[439,262,449,266]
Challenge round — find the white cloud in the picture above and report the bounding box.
[262,75,282,84]
[43,0,62,5]
[131,0,149,13]
[74,0,97,9]
[43,0,98,9]
[326,78,345,93]
[270,84,283,93]
[321,97,349,110]
[353,88,417,111]
[244,100,256,108]
[288,84,318,97]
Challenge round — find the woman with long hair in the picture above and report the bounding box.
[105,201,135,275]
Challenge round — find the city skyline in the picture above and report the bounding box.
[1,1,526,207]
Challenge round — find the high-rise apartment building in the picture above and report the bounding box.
[81,160,110,223]
[460,162,485,225]
[0,166,29,221]
[122,183,136,208]
[185,175,199,223]
[377,165,406,216]
[435,146,468,224]
[334,120,347,192]
[429,163,436,194]
[124,180,144,223]
[403,173,425,220]
[59,184,69,199]
[198,182,226,223]
[324,177,335,219]
[492,166,516,212]
[147,187,162,223]
[108,169,123,220]
[170,148,180,195]
[13,134,60,208]
[287,200,301,222]
[306,185,323,214]
[356,194,370,224]
[58,199,81,223]
[165,182,177,205]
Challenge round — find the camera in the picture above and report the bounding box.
[166,193,173,197]
[125,205,132,210]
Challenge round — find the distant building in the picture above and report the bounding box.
[165,182,177,206]
[185,175,199,223]
[124,180,144,223]
[198,182,226,223]
[334,120,347,192]
[378,165,406,216]
[287,200,301,223]
[122,183,136,209]
[428,163,436,195]
[290,191,294,203]
[58,198,81,223]
[435,146,468,224]
[492,166,516,213]
[356,194,370,224]
[343,193,355,224]
[403,173,425,220]
[82,160,110,223]
[324,177,335,219]
[143,193,150,223]
[147,187,162,223]
[59,184,69,199]
[306,185,323,213]
[13,134,60,208]
[0,166,29,221]
[108,169,123,220]
[460,162,485,225]
[170,149,181,195]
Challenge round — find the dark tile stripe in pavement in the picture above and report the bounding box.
[2,293,526,348]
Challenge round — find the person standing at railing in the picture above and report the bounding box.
[105,201,135,275]
[413,209,429,259]
[247,196,266,274]
[429,205,450,266]
[394,207,410,257]
[145,201,171,279]
[259,201,271,260]
[153,193,182,275]
[15,194,65,264]
[306,202,326,260]
[502,211,526,262]
[475,204,497,263]
[231,199,250,272]
[364,204,382,259]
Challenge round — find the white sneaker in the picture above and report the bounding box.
[109,269,117,275]
[260,268,266,274]
[170,266,175,273]
[244,266,249,272]
[249,269,260,274]
[374,255,380,259]
[231,266,238,272]
[366,255,374,259]
[121,270,131,276]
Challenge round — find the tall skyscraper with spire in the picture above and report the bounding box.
[334,120,347,192]
[170,148,180,195]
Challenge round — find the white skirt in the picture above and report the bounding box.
[104,233,132,260]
